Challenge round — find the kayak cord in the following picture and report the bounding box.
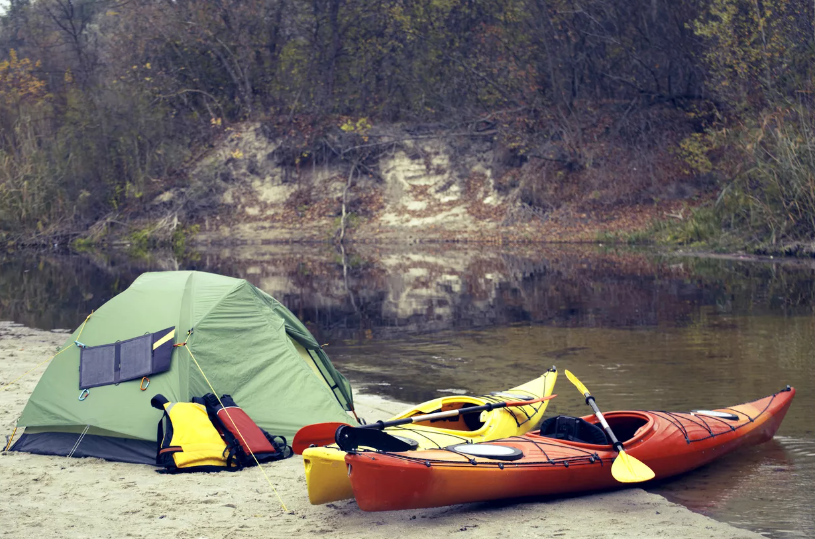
[179,330,289,513]
[355,391,782,471]
[355,435,605,470]
[649,392,777,445]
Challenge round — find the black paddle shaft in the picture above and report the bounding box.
[359,399,521,431]
[586,396,624,452]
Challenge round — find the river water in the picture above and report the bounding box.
[1,244,812,537]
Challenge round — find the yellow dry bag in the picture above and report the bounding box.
[151,394,237,472]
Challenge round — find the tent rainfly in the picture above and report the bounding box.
[10,271,355,464]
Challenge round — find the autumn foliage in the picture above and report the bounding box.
[1,0,814,246]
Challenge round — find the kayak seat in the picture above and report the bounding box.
[460,403,485,431]
[539,416,608,445]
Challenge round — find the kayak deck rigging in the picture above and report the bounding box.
[302,370,558,505]
[362,387,790,470]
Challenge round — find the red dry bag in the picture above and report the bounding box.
[201,393,291,466]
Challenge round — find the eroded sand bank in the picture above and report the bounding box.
[0,323,759,538]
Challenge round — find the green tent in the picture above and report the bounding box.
[11,271,355,464]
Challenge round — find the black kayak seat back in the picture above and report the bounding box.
[539,415,608,445]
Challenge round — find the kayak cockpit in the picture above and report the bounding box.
[538,412,653,447]
[405,400,487,432]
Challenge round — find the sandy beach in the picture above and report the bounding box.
[0,322,760,538]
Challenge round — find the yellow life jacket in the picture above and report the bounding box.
[151,394,237,472]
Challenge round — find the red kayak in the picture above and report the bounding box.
[346,386,795,511]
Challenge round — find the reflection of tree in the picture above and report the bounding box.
[678,257,815,315]
[190,246,815,342]
[0,250,191,330]
[5,246,815,337]
[0,253,134,330]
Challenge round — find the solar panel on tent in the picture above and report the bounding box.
[79,328,175,389]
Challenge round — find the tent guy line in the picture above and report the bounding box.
[179,329,288,512]
[3,311,94,452]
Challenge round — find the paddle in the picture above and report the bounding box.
[564,370,655,483]
[292,394,556,454]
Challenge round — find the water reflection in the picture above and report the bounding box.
[4,245,815,337]
[1,244,814,537]
[329,317,814,538]
[651,438,814,538]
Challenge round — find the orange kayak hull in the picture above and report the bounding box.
[346,387,795,511]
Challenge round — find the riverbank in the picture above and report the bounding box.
[0,323,762,538]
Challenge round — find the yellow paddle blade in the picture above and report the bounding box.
[612,450,656,483]
[564,369,590,397]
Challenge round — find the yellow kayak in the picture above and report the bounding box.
[302,368,558,505]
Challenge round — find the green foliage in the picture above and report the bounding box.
[687,0,815,246]
[128,226,152,257]
[694,0,813,107]
[172,224,200,258]
[333,212,360,230]
[125,220,199,258]
[663,205,722,245]
[729,109,815,242]
[332,251,364,269]
[678,134,715,175]
[70,237,97,252]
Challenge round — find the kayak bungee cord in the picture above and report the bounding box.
[177,329,289,513]
[343,387,794,512]
[348,387,792,472]
[648,387,786,444]
[302,370,556,453]
[300,372,557,505]
[350,435,605,469]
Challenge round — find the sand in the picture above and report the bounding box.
[0,322,759,538]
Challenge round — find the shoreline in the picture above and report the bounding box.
[0,323,761,538]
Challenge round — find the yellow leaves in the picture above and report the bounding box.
[0,49,48,108]
[678,133,714,174]
[230,149,244,159]
[339,117,372,142]
[210,117,222,127]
